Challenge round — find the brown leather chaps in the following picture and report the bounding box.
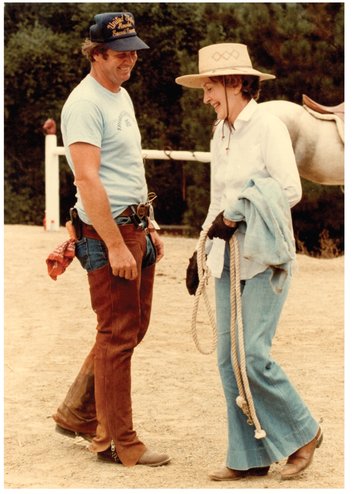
[53,225,155,466]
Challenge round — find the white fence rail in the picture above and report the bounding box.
[44,134,211,231]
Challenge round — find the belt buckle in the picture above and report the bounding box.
[136,203,147,218]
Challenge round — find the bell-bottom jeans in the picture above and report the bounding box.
[53,220,156,466]
[215,243,319,470]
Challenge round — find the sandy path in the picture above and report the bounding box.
[4,225,344,489]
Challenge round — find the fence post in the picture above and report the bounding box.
[43,136,212,232]
[45,134,60,231]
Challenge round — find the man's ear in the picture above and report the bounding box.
[92,52,100,62]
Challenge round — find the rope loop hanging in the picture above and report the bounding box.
[190,230,217,355]
[191,227,266,439]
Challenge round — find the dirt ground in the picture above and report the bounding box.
[3,225,346,490]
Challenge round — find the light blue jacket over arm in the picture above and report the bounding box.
[224,176,296,293]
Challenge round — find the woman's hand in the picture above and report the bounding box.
[207,211,237,241]
[223,218,237,228]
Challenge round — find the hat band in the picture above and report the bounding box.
[200,64,255,74]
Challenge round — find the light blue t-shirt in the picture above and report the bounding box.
[61,74,148,224]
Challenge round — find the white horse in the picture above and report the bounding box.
[260,98,344,185]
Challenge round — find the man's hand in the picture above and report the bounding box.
[207,211,237,241]
[108,243,138,280]
[149,230,164,262]
[186,251,199,295]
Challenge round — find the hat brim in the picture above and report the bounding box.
[175,68,275,88]
[106,35,149,51]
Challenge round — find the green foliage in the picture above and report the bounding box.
[292,180,344,257]
[4,3,344,255]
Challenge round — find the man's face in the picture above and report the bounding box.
[95,49,138,88]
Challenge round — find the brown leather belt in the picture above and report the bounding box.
[81,204,149,240]
[81,223,102,240]
[118,204,149,218]
[119,205,137,217]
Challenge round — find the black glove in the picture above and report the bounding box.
[207,211,237,241]
[186,251,199,295]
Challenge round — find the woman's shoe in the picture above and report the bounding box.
[281,427,323,480]
[209,465,270,481]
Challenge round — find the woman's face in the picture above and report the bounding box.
[202,77,244,122]
[202,80,229,120]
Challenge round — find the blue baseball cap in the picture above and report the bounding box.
[89,12,149,51]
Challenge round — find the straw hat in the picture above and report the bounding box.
[175,43,275,88]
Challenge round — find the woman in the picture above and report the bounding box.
[176,43,322,481]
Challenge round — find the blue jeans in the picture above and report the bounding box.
[75,218,156,272]
[215,244,318,470]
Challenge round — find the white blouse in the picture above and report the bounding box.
[202,99,302,279]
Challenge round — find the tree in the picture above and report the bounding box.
[4,3,344,255]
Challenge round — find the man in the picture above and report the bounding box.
[52,12,170,468]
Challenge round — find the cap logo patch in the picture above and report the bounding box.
[107,14,136,38]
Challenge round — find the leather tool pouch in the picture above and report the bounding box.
[69,207,83,241]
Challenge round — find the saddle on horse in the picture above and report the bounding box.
[302,94,344,143]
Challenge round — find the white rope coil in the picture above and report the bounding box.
[229,235,266,439]
[191,228,266,440]
[190,230,217,355]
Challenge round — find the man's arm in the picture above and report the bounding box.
[70,142,138,280]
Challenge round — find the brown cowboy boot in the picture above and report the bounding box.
[53,348,98,438]
[281,427,323,480]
